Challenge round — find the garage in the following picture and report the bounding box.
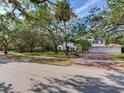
[89,44,122,54]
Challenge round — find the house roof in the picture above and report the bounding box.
[91,44,121,48]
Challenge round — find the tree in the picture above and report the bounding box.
[55,0,74,55]
[1,0,64,54]
[10,19,51,52]
[77,39,91,53]
[86,7,109,43]
[69,18,88,39]
[29,4,63,54]
[106,0,124,26]
[96,0,124,45]
[0,14,14,54]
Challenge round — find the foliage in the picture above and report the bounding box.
[0,14,14,54]
[77,39,91,53]
[1,0,124,56]
[106,0,124,25]
[69,18,88,40]
[55,0,74,22]
[55,0,74,55]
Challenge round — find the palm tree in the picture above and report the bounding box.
[55,0,74,55]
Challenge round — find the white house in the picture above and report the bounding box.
[88,38,122,54]
[57,42,76,51]
[57,38,122,54]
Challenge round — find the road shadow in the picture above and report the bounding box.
[106,73,124,87]
[30,74,124,93]
[0,55,23,65]
[0,82,20,93]
[76,61,124,72]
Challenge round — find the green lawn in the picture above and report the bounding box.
[5,51,77,66]
[14,55,75,66]
[21,51,79,58]
[112,54,124,68]
[1,51,78,66]
[114,62,124,68]
[113,54,124,61]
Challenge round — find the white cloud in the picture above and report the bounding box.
[75,0,99,14]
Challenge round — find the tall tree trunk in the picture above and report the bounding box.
[51,39,58,54]
[64,22,68,55]
[4,47,8,55]
[65,40,68,55]
[30,48,33,53]
[2,41,8,55]
[54,45,58,54]
[30,45,34,53]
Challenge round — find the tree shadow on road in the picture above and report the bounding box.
[0,56,23,65]
[0,82,20,93]
[106,72,124,87]
[30,74,124,93]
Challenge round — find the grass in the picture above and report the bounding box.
[113,54,124,61]
[31,58,74,66]
[114,62,124,68]
[21,51,79,58]
[111,54,124,68]
[13,55,75,66]
[0,51,77,66]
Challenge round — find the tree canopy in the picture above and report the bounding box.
[0,0,124,54]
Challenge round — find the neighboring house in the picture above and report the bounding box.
[57,42,76,51]
[57,38,122,54]
[88,38,122,54]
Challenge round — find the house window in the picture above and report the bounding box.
[71,47,74,51]
[66,46,69,50]
[93,41,95,44]
[93,40,98,44]
[58,47,62,50]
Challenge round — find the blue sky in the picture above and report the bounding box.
[70,0,107,17]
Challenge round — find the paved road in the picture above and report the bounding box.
[0,54,124,93]
[0,58,124,93]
